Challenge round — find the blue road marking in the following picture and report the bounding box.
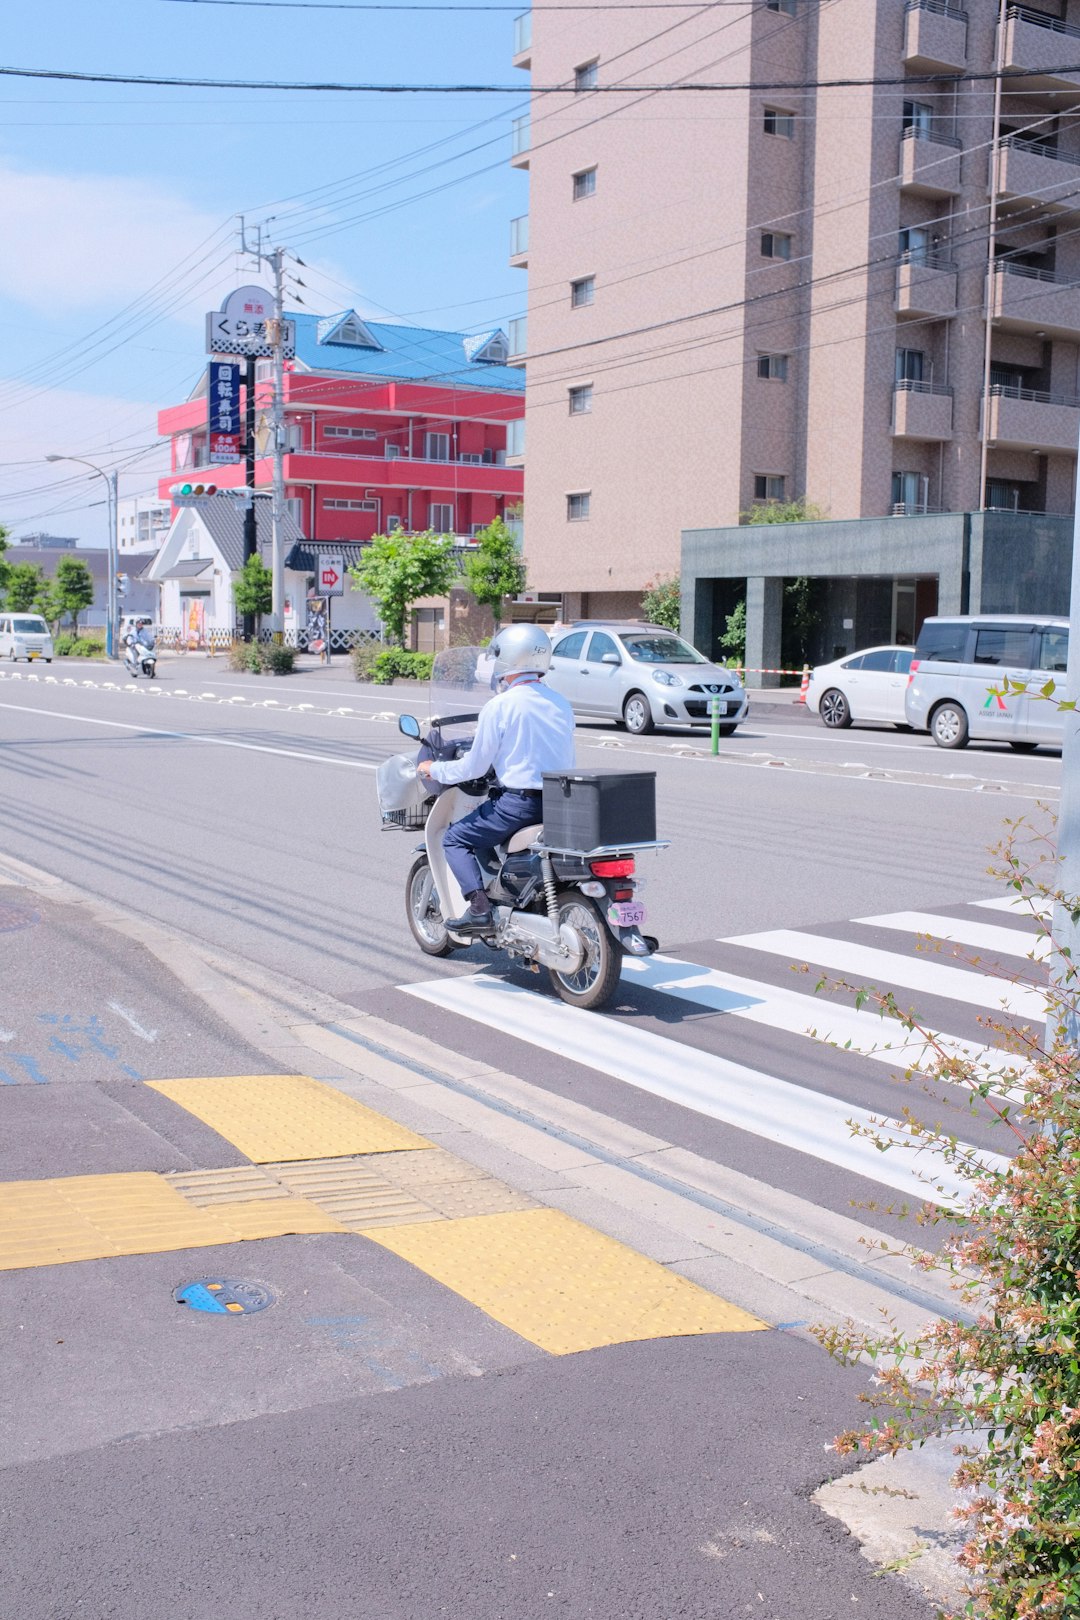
[13,1055,48,1085]
[0,1070,18,1086]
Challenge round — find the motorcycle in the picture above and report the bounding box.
[124,636,157,679]
[376,645,666,1011]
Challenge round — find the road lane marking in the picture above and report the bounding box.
[972,896,1053,919]
[402,975,1006,1202]
[0,700,378,770]
[620,952,1021,1079]
[107,1002,159,1042]
[368,1208,765,1353]
[852,910,1048,963]
[722,929,1046,1019]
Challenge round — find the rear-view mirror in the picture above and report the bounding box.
[398,714,421,739]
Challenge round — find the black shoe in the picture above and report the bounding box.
[445,907,496,937]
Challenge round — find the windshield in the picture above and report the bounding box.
[621,633,706,665]
[428,644,496,737]
[12,618,47,635]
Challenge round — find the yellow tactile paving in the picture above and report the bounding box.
[146,1074,432,1163]
[0,1173,347,1272]
[367,1208,767,1355]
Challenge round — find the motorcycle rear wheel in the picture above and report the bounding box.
[405,854,454,957]
[548,892,621,1010]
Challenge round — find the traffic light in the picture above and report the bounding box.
[116,573,128,597]
[170,481,218,499]
[169,483,255,507]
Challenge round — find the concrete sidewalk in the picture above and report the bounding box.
[0,867,947,1619]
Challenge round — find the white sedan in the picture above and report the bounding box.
[806,646,915,729]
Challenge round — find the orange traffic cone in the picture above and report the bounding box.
[795,663,810,704]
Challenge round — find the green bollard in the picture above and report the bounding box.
[711,694,720,755]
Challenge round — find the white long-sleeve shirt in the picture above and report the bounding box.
[430,677,575,791]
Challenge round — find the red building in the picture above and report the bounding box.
[157,312,524,545]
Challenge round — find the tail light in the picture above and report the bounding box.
[907,658,919,686]
[590,857,635,878]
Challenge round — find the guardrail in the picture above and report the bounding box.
[894,379,954,395]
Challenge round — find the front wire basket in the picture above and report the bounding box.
[381,801,433,831]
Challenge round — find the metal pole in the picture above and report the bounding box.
[269,247,287,641]
[710,695,720,756]
[107,469,118,659]
[977,0,1009,512]
[242,352,257,641]
[1049,421,1080,1049]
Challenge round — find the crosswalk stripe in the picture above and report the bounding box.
[719,929,1046,1019]
[852,910,1049,963]
[402,975,1007,1203]
[971,896,1051,919]
[621,953,1023,1080]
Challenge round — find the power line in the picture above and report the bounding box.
[4,61,1077,92]
[161,0,825,8]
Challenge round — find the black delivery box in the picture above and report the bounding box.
[541,769,657,851]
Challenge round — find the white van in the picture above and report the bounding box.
[0,613,53,663]
[904,614,1068,751]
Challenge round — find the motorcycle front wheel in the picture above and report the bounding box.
[405,855,455,957]
[548,891,622,1011]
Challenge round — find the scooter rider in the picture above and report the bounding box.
[417,624,575,935]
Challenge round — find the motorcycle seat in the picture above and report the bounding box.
[507,823,543,854]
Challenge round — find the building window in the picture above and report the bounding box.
[898,226,931,264]
[570,276,596,308]
[506,418,525,457]
[324,425,377,440]
[325,498,378,511]
[895,348,926,383]
[574,59,598,91]
[892,470,928,512]
[753,475,786,502]
[766,0,795,11]
[567,492,591,521]
[429,503,455,532]
[763,107,795,138]
[760,231,792,261]
[572,167,597,200]
[756,353,789,381]
[902,100,932,138]
[568,384,593,414]
[424,431,451,461]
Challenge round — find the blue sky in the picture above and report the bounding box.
[0,0,531,541]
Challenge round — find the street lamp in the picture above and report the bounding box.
[45,454,119,658]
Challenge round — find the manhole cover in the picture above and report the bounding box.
[0,900,41,934]
[174,1278,275,1316]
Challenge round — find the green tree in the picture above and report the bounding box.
[5,562,48,613]
[742,496,825,526]
[349,529,457,648]
[0,524,8,597]
[462,516,526,629]
[640,574,681,633]
[49,555,95,637]
[718,598,746,666]
[232,553,274,637]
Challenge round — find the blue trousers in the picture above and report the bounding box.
[443,789,543,900]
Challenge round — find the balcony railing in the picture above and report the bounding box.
[513,10,531,55]
[901,123,962,149]
[892,501,946,516]
[510,214,529,257]
[999,132,1076,162]
[508,315,527,358]
[511,115,530,157]
[285,447,513,467]
[906,0,966,18]
[990,381,1080,409]
[1006,4,1080,41]
[895,379,953,396]
[996,258,1077,286]
[898,247,957,271]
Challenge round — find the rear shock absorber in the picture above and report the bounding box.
[540,853,559,924]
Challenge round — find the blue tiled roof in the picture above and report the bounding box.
[290,311,524,394]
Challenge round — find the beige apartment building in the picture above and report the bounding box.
[508,0,1080,639]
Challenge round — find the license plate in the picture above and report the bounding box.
[27,651,40,660]
[608,900,646,928]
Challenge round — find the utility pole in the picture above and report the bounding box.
[107,469,118,659]
[1050,434,1080,1050]
[267,246,287,640]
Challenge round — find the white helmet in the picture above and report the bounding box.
[489,623,552,683]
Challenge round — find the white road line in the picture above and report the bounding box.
[972,896,1053,920]
[0,701,378,771]
[853,910,1048,963]
[402,975,1006,1202]
[721,929,1046,1018]
[621,953,1021,1079]
[106,1002,158,1043]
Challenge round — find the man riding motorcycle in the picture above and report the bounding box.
[417,624,575,935]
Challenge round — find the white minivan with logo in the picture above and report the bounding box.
[905,614,1068,751]
[0,613,53,663]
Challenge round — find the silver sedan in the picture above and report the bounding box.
[545,621,749,736]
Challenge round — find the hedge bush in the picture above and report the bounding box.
[367,649,433,685]
[350,641,383,682]
[226,641,296,675]
[54,635,106,659]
